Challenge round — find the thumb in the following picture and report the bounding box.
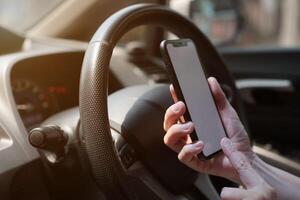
[221,137,263,188]
[208,77,229,112]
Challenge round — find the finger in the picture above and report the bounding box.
[178,141,204,163]
[169,84,178,102]
[164,122,194,152]
[208,77,246,139]
[221,137,264,188]
[207,77,229,111]
[163,101,186,131]
[170,85,186,123]
[221,187,247,200]
[177,143,213,173]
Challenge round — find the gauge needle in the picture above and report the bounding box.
[17,104,34,112]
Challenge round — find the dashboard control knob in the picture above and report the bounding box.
[29,125,68,162]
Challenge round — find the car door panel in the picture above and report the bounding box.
[220,48,300,163]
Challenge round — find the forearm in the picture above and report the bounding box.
[252,155,300,199]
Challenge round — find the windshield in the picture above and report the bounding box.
[0,0,64,32]
[2,0,299,48]
[171,0,300,48]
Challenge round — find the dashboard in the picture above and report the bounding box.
[9,50,126,131]
[0,37,130,199]
[10,52,83,130]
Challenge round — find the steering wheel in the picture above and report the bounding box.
[79,3,246,199]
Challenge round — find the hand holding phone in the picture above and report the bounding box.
[164,76,253,182]
[162,39,252,183]
[161,39,228,159]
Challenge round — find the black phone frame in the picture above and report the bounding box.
[160,38,228,160]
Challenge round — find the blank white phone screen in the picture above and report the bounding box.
[166,41,226,157]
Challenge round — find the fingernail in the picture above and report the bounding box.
[221,137,231,147]
[208,76,216,83]
[172,102,181,113]
[221,138,236,154]
[221,187,229,192]
[212,77,219,85]
[194,141,203,149]
[182,122,192,131]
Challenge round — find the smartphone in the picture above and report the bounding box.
[160,38,228,159]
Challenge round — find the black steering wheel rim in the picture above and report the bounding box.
[79,3,246,199]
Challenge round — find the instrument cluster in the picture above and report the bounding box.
[10,52,83,130]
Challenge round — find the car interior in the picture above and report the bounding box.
[0,0,300,199]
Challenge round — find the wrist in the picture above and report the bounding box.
[250,153,296,199]
[251,152,272,175]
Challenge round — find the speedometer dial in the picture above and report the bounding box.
[12,80,59,129]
